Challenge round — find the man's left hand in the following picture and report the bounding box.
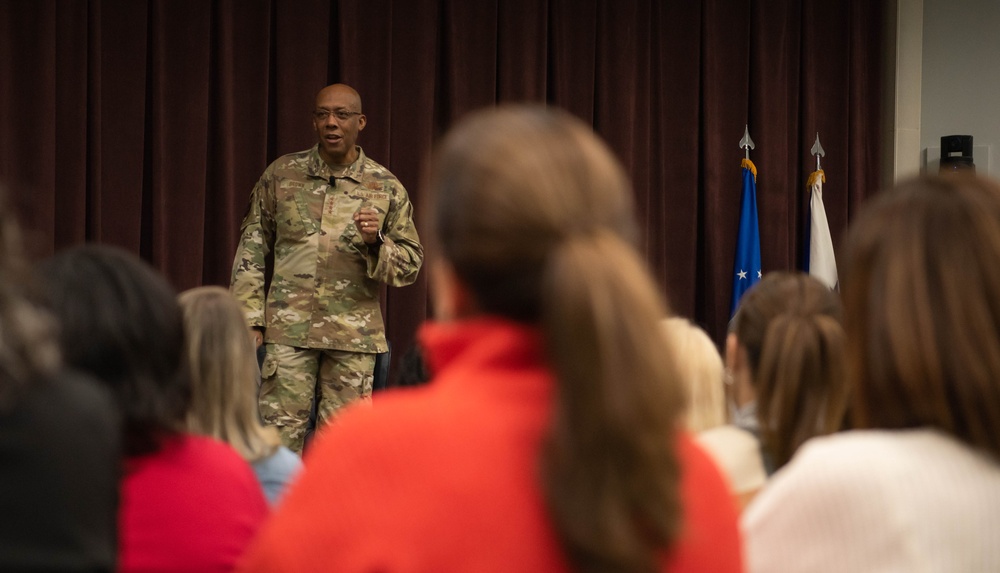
[353,207,381,244]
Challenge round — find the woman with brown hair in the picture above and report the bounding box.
[724,272,848,474]
[239,106,742,572]
[743,175,1000,571]
[696,272,845,511]
[179,286,302,506]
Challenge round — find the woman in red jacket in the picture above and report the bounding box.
[240,106,743,573]
[40,246,269,573]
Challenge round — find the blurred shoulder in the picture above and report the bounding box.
[309,385,449,453]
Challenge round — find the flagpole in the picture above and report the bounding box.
[811,132,825,171]
[731,126,763,316]
[740,125,755,160]
[808,133,838,290]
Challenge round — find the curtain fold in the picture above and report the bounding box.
[0,0,884,370]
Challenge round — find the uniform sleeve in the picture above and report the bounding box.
[366,179,423,287]
[230,173,276,328]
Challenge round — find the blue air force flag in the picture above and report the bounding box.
[731,158,762,316]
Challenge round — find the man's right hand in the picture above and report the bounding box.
[250,328,264,348]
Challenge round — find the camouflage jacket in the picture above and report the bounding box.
[230,145,423,353]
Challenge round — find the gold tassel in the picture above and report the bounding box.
[807,169,826,188]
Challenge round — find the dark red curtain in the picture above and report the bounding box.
[0,0,883,374]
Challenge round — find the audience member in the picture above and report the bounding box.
[39,245,268,573]
[0,191,120,571]
[179,286,302,505]
[238,106,742,572]
[722,272,847,474]
[392,342,432,388]
[661,317,726,432]
[743,175,1000,571]
[696,272,845,511]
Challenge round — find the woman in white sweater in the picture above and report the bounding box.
[742,175,1000,572]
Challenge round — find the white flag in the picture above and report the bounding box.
[808,170,838,289]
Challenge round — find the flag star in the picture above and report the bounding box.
[737,270,747,280]
[757,270,762,279]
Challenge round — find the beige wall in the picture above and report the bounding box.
[920,0,1000,177]
[891,0,1000,180]
[888,0,925,183]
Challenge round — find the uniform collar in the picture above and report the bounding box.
[306,144,367,183]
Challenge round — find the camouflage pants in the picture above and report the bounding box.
[258,343,375,454]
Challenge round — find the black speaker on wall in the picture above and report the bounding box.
[940,135,975,173]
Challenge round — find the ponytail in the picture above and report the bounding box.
[753,303,847,470]
[540,230,683,573]
[427,105,688,571]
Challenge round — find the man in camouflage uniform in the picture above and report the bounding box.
[231,84,423,454]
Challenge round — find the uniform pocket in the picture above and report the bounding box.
[261,351,279,379]
[276,181,319,239]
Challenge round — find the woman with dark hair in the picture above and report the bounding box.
[39,245,268,573]
[240,106,741,572]
[743,175,1000,571]
[0,192,120,571]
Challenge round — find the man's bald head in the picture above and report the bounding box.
[316,84,362,113]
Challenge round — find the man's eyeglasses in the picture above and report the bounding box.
[314,109,362,121]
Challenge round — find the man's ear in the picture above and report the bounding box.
[726,332,758,405]
[725,333,741,372]
[429,258,474,321]
[357,114,367,132]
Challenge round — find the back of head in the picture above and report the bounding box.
[428,105,684,573]
[37,245,189,457]
[730,272,847,469]
[842,174,1000,459]
[178,286,278,461]
[430,106,638,320]
[662,318,726,432]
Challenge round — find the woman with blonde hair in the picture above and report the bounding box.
[239,106,741,572]
[179,286,301,505]
[744,175,1000,571]
[661,317,726,433]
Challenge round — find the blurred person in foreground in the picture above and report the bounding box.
[238,106,743,572]
[180,286,302,506]
[743,176,1000,571]
[0,190,120,571]
[39,245,268,573]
